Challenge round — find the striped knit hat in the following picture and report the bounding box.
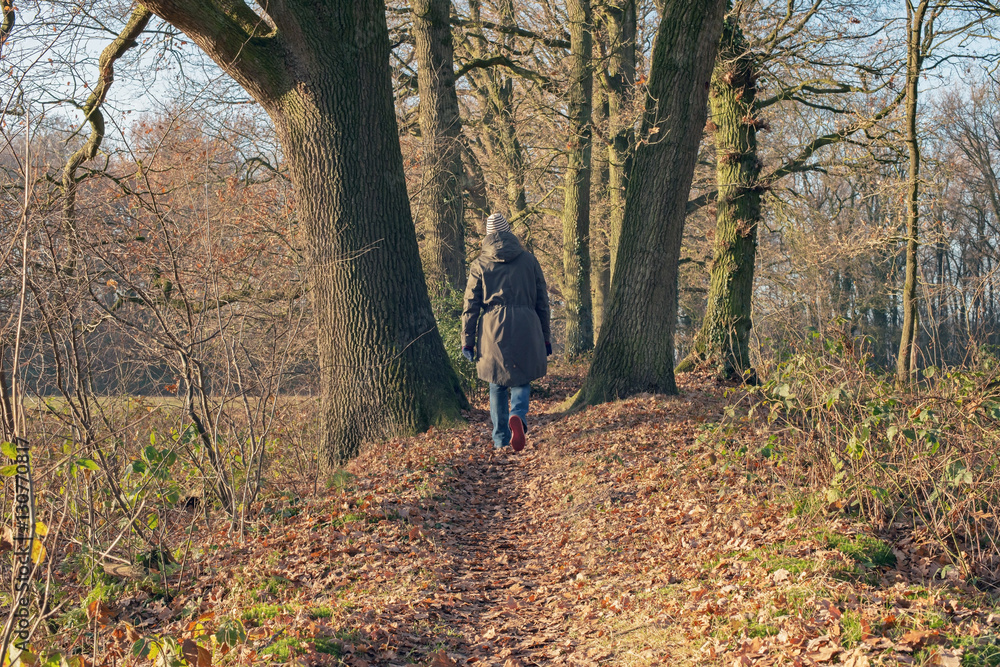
[485,212,512,235]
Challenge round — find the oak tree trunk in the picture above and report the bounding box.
[414,0,466,291]
[562,0,594,356]
[142,0,467,465]
[676,15,761,381]
[572,0,727,406]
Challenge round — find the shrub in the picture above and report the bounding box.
[708,329,1000,580]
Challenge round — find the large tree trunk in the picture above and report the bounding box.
[897,0,931,385]
[604,0,636,280]
[142,0,467,465]
[675,15,761,381]
[562,0,594,355]
[571,0,726,407]
[413,0,466,292]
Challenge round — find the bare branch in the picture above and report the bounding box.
[62,7,152,234]
[687,89,906,214]
[452,17,570,49]
[767,89,906,183]
[455,55,550,85]
[139,0,287,101]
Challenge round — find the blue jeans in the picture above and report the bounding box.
[490,383,530,449]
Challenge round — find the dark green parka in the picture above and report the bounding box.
[462,232,551,387]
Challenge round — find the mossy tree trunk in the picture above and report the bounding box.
[571,0,727,407]
[414,0,466,292]
[562,0,594,355]
[142,0,467,465]
[675,15,761,381]
[604,0,636,280]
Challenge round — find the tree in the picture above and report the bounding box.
[602,0,637,282]
[413,0,466,291]
[940,83,1000,356]
[680,15,762,381]
[590,0,636,336]
[571,0,728,406]
[139,0,467,464]
[458,0,531,231]
[591,81,611,334]
[562,0,595,355]
[897,0,945,383]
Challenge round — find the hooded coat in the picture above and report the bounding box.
[462,232,550,387]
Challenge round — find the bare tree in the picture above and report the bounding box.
[677,0,906,381]
[897,0,945,383]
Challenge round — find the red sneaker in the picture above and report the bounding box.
[509,415,525,452]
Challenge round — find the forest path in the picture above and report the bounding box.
[422,444,585,665]
[420,423,616,666]
[340,373,743,666]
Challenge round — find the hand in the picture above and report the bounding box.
[462,347,475,362]
[545,341,552,357]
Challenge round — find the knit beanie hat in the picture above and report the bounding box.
[485,212,512,235]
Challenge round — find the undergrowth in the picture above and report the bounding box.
[702,329,1000,583]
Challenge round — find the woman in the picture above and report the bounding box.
[461,212,551,451]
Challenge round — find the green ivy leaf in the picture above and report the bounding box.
[132,637,152,658]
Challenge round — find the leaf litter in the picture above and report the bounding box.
[78,369,1000,665]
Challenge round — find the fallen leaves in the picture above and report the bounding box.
[899,628,948,650]
[928,648,964,666]
[181,638,212,667]
[86,599,115,626]
[427,649,456,666]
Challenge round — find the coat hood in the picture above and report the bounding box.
[481,231,524,263]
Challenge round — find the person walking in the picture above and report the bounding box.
[462,212,551,451]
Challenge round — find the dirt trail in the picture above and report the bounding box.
[331,374,1000,667]
[431,449,566,663]
[376,386,610,666]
